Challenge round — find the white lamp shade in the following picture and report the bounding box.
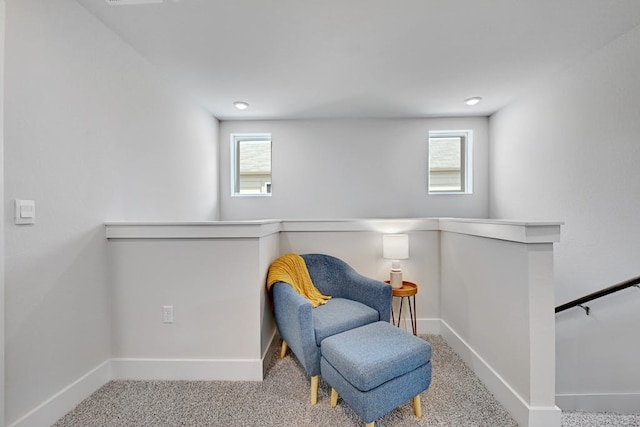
[383,234,409,260]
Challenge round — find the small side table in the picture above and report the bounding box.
[386,280,418,336]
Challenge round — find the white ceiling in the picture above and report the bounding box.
[76,0,640,120]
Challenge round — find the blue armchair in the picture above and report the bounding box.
[269,253,392,404]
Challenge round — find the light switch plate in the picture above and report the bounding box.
[15,199,35,225]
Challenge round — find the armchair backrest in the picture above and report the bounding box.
[301,253,355,298]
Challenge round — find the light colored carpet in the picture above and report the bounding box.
[561,411,640,427]
[54,334,639,426]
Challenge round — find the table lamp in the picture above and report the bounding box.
[383,234,409,289]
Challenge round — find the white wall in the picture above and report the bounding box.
[4,0,218,424]
[0,1,5,425]
[105,222,281,383]
[439,221,559,427]
[219,118,489,220]
[110,240,259,360]
[104,219,437,384]
[259,232,280,362]
[103,218,561,427]
[490,25,640,411]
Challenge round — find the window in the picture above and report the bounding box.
[428,131,472,194]
[231,133,272,196]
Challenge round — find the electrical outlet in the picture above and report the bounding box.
[162,305,173,323]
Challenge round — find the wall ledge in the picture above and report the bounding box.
[105,220,282,239]
[280,218,440,232]
[439,218,563,243]
[106,218,562,243]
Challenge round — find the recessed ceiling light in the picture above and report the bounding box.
[464,97,482,106]
[234,101,249,110]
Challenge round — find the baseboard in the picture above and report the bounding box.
[10,322,572,427]
[556,392,640,414]
[262,329,280,378]
[441,320,561,427]
[9,360,111,427]
[527,406,562,426]
[416,318,441,335]
[12,355,267,426]
[111,357,264,381]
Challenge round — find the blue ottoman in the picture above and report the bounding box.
[320,321,432,426]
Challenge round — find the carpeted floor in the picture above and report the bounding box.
[54,334,640,426]
[561,412,640,427]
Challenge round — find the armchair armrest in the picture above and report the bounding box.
[340,269,392,323]
[270,282,319,375]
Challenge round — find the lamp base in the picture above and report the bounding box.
[390,271,403,289]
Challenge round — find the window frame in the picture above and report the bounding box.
[427,130,473,195]
[230,133,272,197]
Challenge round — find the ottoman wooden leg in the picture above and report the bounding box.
[413,395,422,418]
[310,375,319,405]
[365,423,374,427]
[331,388,338,408]
[280,341,288,359]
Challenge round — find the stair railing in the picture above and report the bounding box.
[555,275,640,315]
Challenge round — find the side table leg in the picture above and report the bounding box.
[391,300,396,326]
[408,295,417,335]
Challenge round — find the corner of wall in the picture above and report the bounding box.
[8,361,111,427]
[1,1,6,425]
[212,115,221,220]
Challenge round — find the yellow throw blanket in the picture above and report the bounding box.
[266,253,331,308]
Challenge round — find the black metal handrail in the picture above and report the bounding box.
[555,275,640,315]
